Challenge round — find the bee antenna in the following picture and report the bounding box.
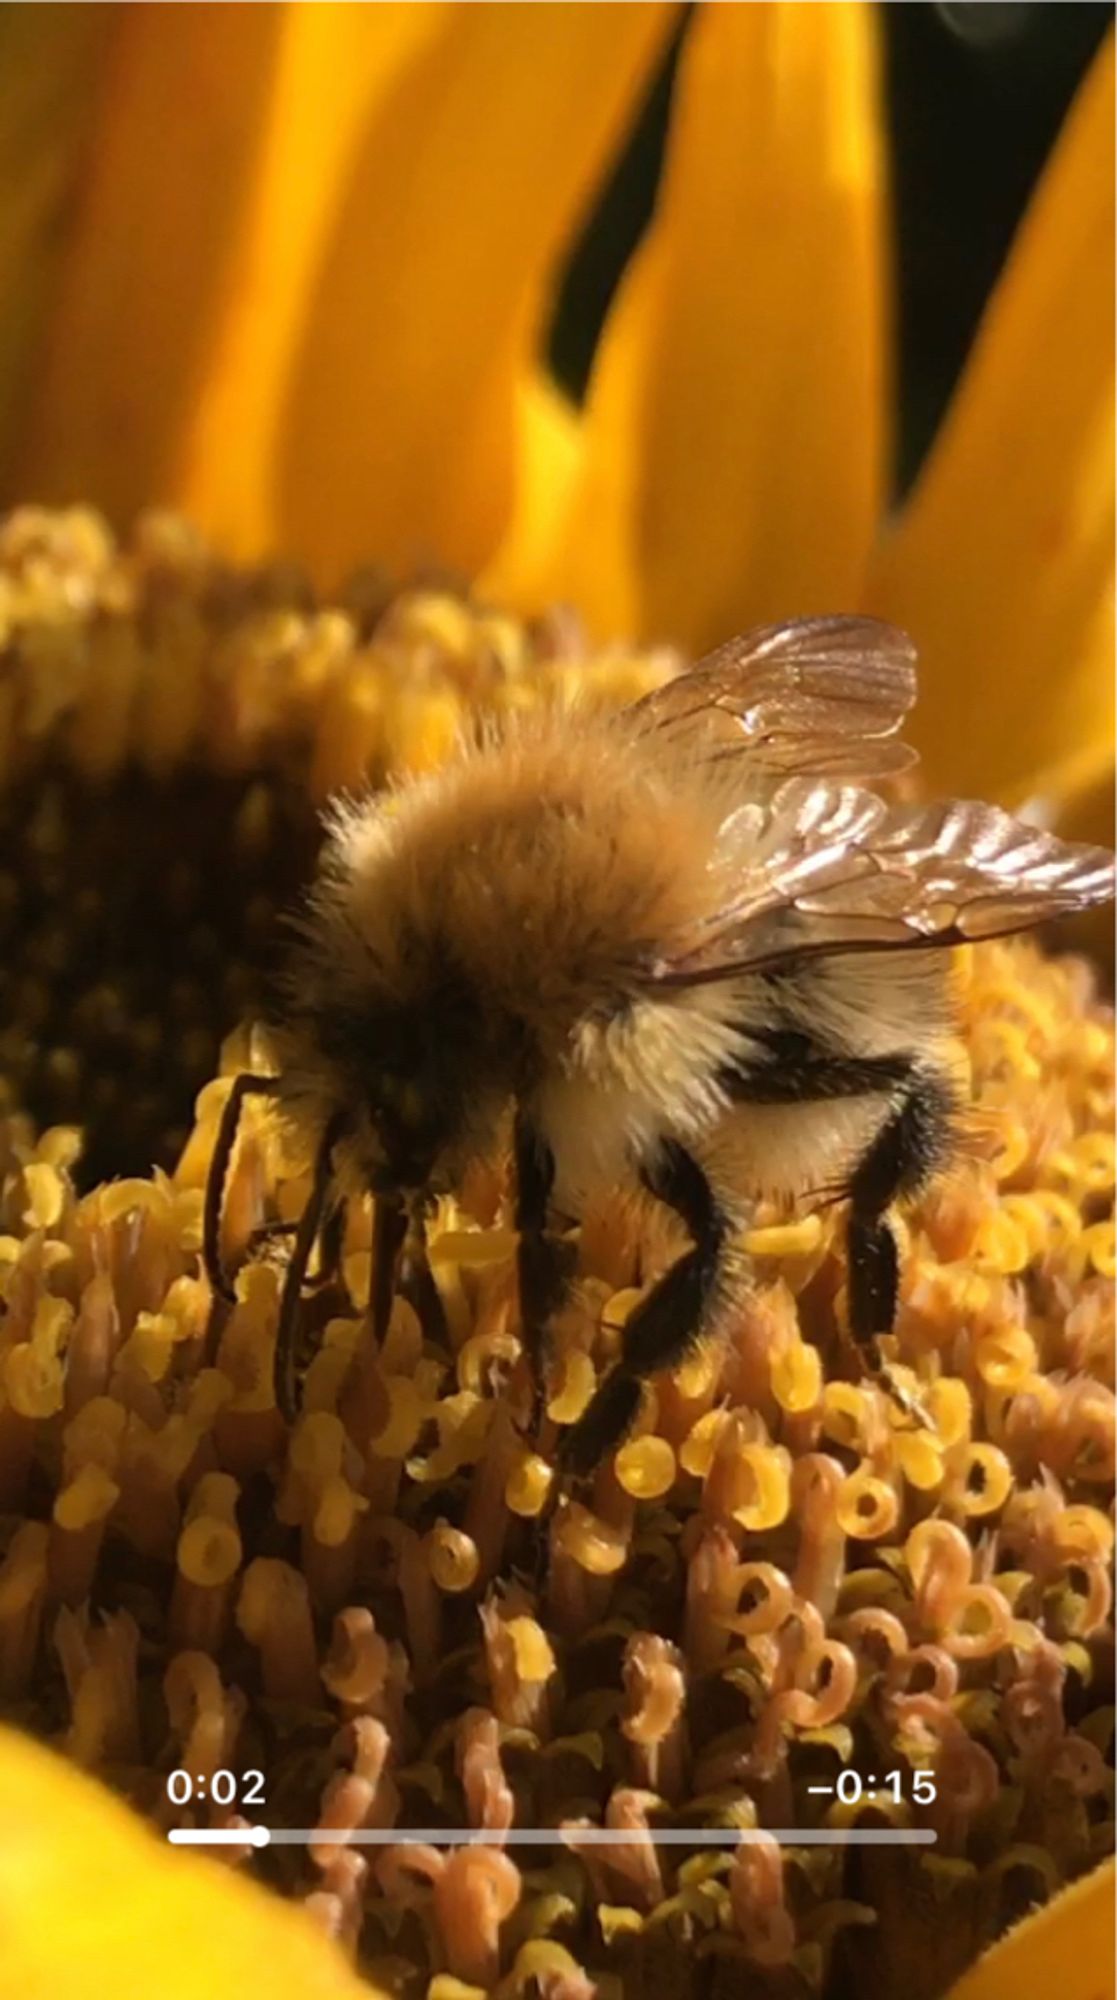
[203,1073,281,1304]
[276,1109,348,1421]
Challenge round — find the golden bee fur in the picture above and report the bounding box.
[273,710,951,1217]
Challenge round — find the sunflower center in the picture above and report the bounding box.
[0,767,318,1184]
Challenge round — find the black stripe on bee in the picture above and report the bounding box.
[718,1030,915,1106]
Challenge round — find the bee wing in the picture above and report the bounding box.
[647,782,1116,983]
[629,615,919,780]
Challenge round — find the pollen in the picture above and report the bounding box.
[545,1347,596,1422]
[743,1214,824,1258]
[424,1523,481,1594]
[614,1435,676,1499]
[770,1336,823,1414]
[504,1451,554,1517]
[175,1475,242,1589]
[503,1615,556,1684]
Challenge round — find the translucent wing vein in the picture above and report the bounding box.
[649,788,1116,983]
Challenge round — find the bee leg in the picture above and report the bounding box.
[725,1045,952,1414]
[275,1110,347,1420]
[846,1216,900,1344]
[304,1197,347,1292]
[514,1109,576,1432]
[399,1204,449,1345]
[846,1073,952,1345]
[370,1193,408,1346]
[559,1141,729,1479]
[224,1205,345,1312]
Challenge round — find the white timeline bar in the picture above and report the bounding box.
[168,1826,936,1849]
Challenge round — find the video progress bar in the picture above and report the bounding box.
[168,1826,937,1849]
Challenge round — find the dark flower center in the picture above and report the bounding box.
[0,768,317,1183]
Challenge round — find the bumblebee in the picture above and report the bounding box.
[204,617,1114,1471]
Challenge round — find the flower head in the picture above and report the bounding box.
[0,514,1113,2000]
[0,8,1112,1999]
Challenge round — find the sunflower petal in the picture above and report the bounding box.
[9,4,672,582]
[0,1724,383,2000]
[944,1859,1115,2000]
[177,2,454,559]
[484,373,584,611]
[0,8,114,473]
[9,5,459,540]
[549,1,888,652]
[7,5,296,522]
[868,34,1115,813]
[272,3,675,584]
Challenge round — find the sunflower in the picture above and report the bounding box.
[0,8,1112,2000]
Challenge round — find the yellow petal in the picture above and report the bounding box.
[0,1724,382,2000]
[8,6,294,522]
[1051,737,1116,851]
[10,4,671,584]
[272,2,674,583]
[1039,731,1116,969]
[482,373,583,612]
[944,1858,1114,2000]
[868,34,1114,812]
[550,1,888,651]
[176,2,454,560]
[0,7,114,472]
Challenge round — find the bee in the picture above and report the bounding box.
[204,616,1114,1468]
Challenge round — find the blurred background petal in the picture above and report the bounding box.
[944,1857,1115,2000]
[868,31,1114,816]
[484,372,583,611]
[0,6,113,479]
[4,4,294,527]
[273,1,674,585]
[0,1725,385,2000]
[4,2,674,584]
[544,0,888,652]
[173,2,454,563]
